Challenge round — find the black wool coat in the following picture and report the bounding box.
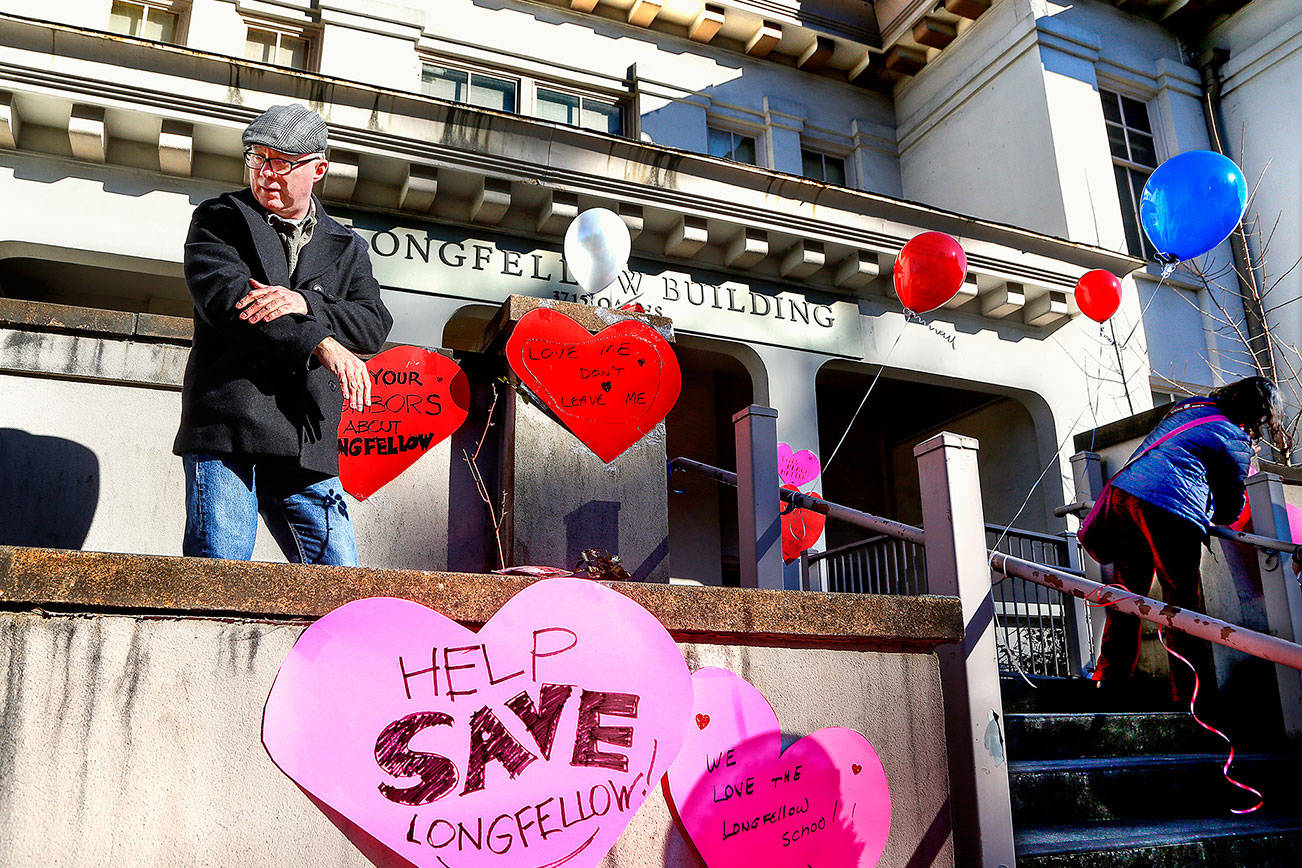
[174,188,393,475]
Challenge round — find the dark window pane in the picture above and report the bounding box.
[1129,132,1157,168]
[733,135,756,165]
[1130,168,1154,258]
[1101,90,1122,124]
[707,127,732,159]
[824,155,846,186]
[801,149,822,180]
[1114,164,1143,257]
[1122,96,1152,133]
[580,100,622,135]
[422,65,467,102]
[537,88,579,125]
[469,74,516,112]
[1105,123,1128,160]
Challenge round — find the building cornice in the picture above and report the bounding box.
[0,12,1140,332]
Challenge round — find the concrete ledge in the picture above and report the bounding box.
[0,297,192,344]
[0,546,963,651]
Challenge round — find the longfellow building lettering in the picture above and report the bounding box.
[365,229,837,331]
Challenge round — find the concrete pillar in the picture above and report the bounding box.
[735,405,782,590]
[1245,472,1302,737]
[1070,450,1108,672]
[915,432,1016,868]
[489,297,672,581]
[752,346,827,589]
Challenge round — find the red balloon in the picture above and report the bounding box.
[894,231,967,314]
[1075,270,1123,322]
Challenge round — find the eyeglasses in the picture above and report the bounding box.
[244,150,321,176]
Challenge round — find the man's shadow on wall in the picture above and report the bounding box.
[0,429,99,549]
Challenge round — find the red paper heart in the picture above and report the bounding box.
[506,308,681,463]
[696,713,710,730]
[337,346,470,500]
[852,764,862,775]
[780,485,826,562]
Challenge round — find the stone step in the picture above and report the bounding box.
[1010,753,1298,825]
[1000,675,1184,714]
[1015,816,1302,867]
[1005,712,1225,761]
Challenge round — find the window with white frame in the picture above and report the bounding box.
[801,148,846,185]
[707,127,757,165]
[420,62,629,136]
[421,64,518,113]
[1101,88,1159,260]
[536,87,623,136]
[245,24,313,71]
[108,1,181,43]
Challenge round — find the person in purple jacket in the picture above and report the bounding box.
[1091,376,1281,703]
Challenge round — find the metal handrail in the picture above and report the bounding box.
[669,457,926,545]
[670,456,1302,673]
[1057,498,1301,556]
[806,534,894,564]
[990,550,1302,672]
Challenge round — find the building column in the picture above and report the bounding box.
[752,346,828,589]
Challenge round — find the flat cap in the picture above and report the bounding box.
[242,104,328,155]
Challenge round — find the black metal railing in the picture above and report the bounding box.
[986,524,1076,678]
[807,523,1078,677]
[808,535,928,595]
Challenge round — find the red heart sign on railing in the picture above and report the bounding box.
[337,345,471,500]
[506,307,681,463]
[781,484,826,562]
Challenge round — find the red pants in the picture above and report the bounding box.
[1093,488,1213,703]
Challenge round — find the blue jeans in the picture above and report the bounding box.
[182,453,358,566]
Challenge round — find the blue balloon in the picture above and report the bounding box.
[1139,150,1247,262]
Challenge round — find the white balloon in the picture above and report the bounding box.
[563,208,632,295]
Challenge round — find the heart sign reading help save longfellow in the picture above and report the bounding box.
[262,580,693,868]
[337,346,470,500]
[665,667,891,868]
[505,308,681,463]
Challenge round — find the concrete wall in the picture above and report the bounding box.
[0,323,466,570]
[0,550,961,867]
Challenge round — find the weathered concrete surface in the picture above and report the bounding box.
[0,610,954,867]
[0,547,963,649]
[505,396,672,581]
[0,324,484,571]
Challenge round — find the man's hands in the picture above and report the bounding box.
[238,279,308,324]
[314,336,370,412]
[237,280,369,411]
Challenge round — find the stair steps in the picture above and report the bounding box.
[1006,682,1302,867]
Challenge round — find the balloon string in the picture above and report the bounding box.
[822,328,906,477]
[1082,584,1263,815]
[1118,263,1175,351]
[1159,626,1264,815]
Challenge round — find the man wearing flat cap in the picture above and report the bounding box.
[174,103,392,564]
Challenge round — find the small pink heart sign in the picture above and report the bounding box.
[665,667,891,868]
[777,443,821,487]
[262,580,693,868]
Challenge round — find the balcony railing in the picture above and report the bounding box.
[806,523,1080,677]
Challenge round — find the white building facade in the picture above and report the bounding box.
[0,0,1287,581]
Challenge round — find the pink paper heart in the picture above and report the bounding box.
[263,580,693,868]
[666,667,891,868]
[777,443,821,487]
